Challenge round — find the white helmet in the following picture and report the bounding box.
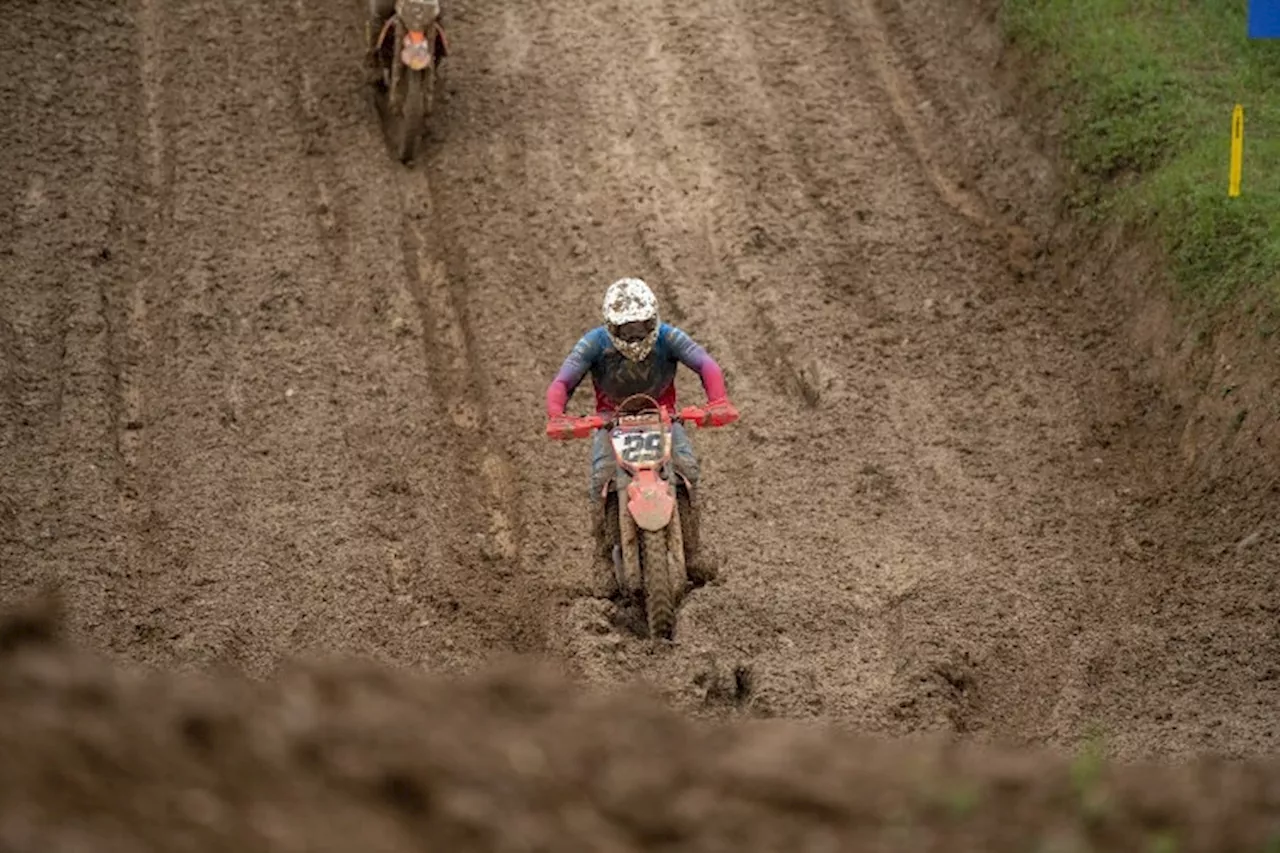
[603,277,659,361]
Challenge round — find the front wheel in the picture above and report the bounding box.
[641,528,677,640]
[396,67,431,163]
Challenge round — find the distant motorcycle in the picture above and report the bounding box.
[372,0,447,163]
[548,394,737,640]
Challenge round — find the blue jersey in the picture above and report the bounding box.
[546,323,725,414]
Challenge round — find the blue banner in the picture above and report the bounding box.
[1249,0,1280,38]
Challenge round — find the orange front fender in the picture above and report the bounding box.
[626,470,675,532]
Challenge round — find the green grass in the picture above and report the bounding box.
[1068,730,1109,824]
[1000,0,1280,310]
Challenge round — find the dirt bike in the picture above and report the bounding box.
[549,394,736,641]
[372,0,446,163]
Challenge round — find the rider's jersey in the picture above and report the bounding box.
[546,323,726,416]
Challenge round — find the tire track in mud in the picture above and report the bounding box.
[279,0,547,658]
[836,0,1048,285]
[273,3,455,651]
[0,0,145,651]
[125,0,275,668]
[643,0,893,399]
[816,0,1094,739]
[841,0,996,230]
[394,165,542,651]
[119,0,170,658]
[854,0,1061,238]
[410,0,683,683]
[823,0,1041,737]
[584,14,825,412]
[0,0,546,673]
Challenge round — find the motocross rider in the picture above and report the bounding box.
[365,0,449,82]
[545,277,740,599]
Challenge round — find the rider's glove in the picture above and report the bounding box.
[546,414,576,440]
[703,399,740,427]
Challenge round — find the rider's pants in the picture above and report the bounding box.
[589,423,699,500]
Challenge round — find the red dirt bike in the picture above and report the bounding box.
[548,394,736,640]
[372,0,448,163]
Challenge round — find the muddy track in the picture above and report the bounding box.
[2,0,549,673]
[2,0,1278,766]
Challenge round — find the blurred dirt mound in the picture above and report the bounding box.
[2,599,1278,853]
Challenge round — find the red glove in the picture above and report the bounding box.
[547,414,604,440]
[703,399,739,427]
[546,414,576,440]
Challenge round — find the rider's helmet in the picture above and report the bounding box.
[603,277,659,361]
[398,0,440,25]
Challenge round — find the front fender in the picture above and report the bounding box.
[626,470,675,532]
[400,31,435,70]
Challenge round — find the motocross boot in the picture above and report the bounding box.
[590,498,621,600]
[680,487,719,585]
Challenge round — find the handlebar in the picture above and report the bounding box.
[546,405,736,441]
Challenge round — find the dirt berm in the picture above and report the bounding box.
[2,602,1279,853]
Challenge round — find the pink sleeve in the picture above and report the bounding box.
[697,357,727,402]
[545,378,571,417]
[665,325,728,402]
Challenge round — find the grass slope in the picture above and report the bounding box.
[1002,0,1280,312]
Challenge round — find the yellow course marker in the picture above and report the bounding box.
[1229,104,1244,197]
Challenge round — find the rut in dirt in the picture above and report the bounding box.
[0,0,551,674]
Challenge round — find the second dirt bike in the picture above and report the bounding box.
[372,0,446,163]
[549,394,736,641]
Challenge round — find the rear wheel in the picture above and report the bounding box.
[641,528,676,640]
[396,68,429,163]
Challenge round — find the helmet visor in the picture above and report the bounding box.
[612,318,656,343]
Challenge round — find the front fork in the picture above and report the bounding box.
[373,17,413,107]
[388,19,405,108]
